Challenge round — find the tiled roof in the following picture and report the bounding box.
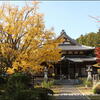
[61,55,96,62]
[58,30,95,51]
[59,45,95,51]
[57,30,81,46]
[66,57,96,62]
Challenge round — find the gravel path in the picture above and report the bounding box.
[54,85,90,100]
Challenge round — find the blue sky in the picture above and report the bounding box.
[0,1,100,39]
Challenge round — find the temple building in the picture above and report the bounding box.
[54,30,97,79]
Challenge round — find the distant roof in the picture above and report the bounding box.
[58,30,95,51]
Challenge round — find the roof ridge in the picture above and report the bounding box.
[58,30,81,46]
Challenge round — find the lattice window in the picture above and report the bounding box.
[68,51,73,54]
[79,51,84,54]
[74,51,78,54]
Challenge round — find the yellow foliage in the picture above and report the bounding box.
[7,68,14,74]
[0,2,62,74]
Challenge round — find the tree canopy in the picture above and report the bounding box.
[76,30,100,47]
[0,2,62,74]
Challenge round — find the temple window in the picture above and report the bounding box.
[74,51,78,54]
[79,51,84,54]
[68,51,73,54]
[62,51,67,54]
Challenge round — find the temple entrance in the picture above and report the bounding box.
[54,59,96,80]
[60,62,68,79]
[54,61,76,79]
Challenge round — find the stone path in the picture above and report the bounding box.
[54,85,90,100]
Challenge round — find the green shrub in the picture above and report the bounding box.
[41,80,54,88]
[78,78,87,85]
[93,82,100,94]
[34,88,54,95]
[0,73,54,100]
[1,88,54,100]
[85,80,93,87]
[1,72,33,100]
[2,90,35,100]
[8,72,31,87]
[79,78,92,87]
[6,72,33,95]
[0,74,8,85]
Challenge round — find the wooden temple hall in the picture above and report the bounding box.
[53,30,97,79]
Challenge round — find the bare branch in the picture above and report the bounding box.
[24,8,35,20]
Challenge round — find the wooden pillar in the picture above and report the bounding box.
[74,63,76,79]
[54,64,57,78]
[68,61,70,80]
[75,63,79,79]
[79,63,82,77]
[60,62,62,80]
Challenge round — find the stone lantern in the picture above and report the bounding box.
[86,65,93,81]
[44,67,48,82]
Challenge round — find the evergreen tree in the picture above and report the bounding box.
[76,31,100,47]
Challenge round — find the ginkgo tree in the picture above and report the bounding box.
[0,2,62,74]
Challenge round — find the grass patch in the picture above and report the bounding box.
[51,85,62,94]
[75,85,93,95]
[88,96,100,100]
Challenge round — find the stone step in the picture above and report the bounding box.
[55,79,80,85]
[55,95,88,100]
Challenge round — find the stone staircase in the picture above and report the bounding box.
[55,79,80,85]
[55,95,89,100]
